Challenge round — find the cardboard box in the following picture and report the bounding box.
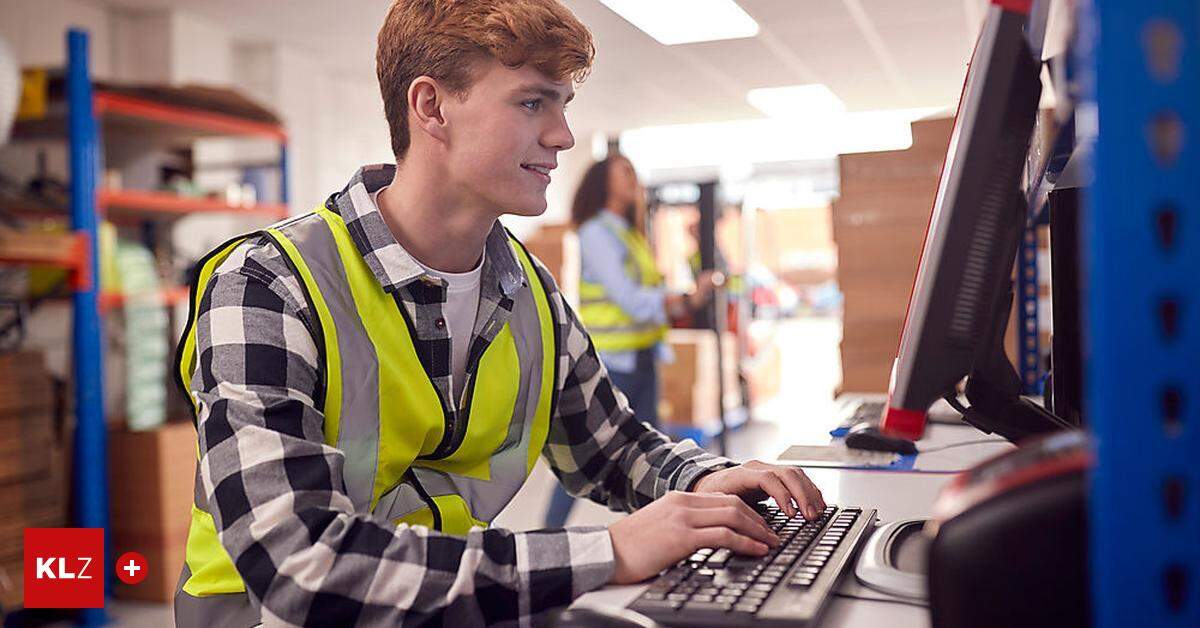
[108,421,196,601]
[834,118,956,394]
[0,411,54,484]
[522,223,579,302]
[0,351,55,418]
[0,552,22,610]
[660,330,739,431]
[746,342,782,404]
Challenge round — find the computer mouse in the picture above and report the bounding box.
[550,605,661,628]
[845,422,919,455]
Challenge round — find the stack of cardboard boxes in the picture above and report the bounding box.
[834,115,1053,393]
[109,421,195,602]
[833,117,954,392]
[519,223,578,302]
[660,329,740,433]
[0,352,65,610]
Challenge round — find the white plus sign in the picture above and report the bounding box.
[123,560,141,577]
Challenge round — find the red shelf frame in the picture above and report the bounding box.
[99,284,189,312]
[94,92,288,141]
[97,189,288,219]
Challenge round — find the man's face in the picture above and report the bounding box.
[440,60,576,217]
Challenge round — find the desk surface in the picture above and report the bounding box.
[574,421,1014,627]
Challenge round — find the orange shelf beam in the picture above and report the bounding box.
[94,92,288,141]
[97,189,289,219]
[99,284,190,312]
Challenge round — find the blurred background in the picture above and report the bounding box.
[0,0,1068,622]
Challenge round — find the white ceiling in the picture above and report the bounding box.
[88,0,991,133]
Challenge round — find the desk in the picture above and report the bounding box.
[574,422,1014,627]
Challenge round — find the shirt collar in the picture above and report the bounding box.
[331,164,525,297]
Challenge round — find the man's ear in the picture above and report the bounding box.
[408,76,450,144]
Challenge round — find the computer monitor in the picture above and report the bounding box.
[880,0,1073,442]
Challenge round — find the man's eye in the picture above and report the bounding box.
[522,99,541,111]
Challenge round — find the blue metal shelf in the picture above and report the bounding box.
[66,30,108,626]
[1081,1,1199,626]
[56,28,291,621]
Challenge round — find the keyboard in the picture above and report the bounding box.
[628,504,878,627]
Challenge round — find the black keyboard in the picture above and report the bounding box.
[628,504,877,627]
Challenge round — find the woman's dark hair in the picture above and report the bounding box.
[570,156,613,228]
[571,154,641,230]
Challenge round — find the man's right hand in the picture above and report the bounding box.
[607,491,780,584]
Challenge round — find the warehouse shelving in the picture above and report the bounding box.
[1082,0,1198,626]
[0,28,290,620]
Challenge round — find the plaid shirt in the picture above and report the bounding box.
[191,164,736,626]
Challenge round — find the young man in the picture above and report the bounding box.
[174,1,825,625]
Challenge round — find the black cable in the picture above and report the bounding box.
[833,592,930,609]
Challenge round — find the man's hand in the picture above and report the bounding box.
[608,491,780,584]
[691,460,826,520]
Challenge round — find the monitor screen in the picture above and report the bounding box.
[881,1,1046,440]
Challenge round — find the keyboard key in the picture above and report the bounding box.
[750,583,775,593]
[742,589,770,600]
[685,601,734,613]
[634,599,684,612]
[714,595,740,604]
[734,603,762,614]
[691,594,715,603]
[706,548,732,566]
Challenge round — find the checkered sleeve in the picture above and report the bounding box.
[531,259,738,512]
[192,240,614,627]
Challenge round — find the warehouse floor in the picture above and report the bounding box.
[64,316,843,626]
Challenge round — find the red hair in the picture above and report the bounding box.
[376,0,595,159]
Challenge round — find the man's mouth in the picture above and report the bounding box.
[521,163,553,184]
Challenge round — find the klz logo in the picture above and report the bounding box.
[35,556,95,580]
[24,528,104,608]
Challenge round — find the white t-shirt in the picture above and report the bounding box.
[373,187,482,403]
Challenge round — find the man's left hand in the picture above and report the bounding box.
[691,460,827,520]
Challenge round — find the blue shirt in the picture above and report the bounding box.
[577,211,672,372]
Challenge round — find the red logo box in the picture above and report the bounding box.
[24,528,105,608]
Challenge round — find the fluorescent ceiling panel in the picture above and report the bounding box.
[747,84,847,119]
[598,0,759,45]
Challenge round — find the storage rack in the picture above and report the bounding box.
[1082,0,1198,626]
[1,29,289,619]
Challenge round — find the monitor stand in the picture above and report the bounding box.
[956,283,1073,443]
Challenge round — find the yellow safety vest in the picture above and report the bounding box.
[172,205,557,623]
[578,219,668,352]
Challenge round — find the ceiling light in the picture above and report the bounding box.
[746,84,846,119]
[598,0,759,46]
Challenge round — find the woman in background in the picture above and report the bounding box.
[543,154,714,527]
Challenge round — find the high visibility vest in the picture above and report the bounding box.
[172,205,558,625]
[578,219,667,352]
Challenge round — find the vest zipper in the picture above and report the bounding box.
[405,469,442,531]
